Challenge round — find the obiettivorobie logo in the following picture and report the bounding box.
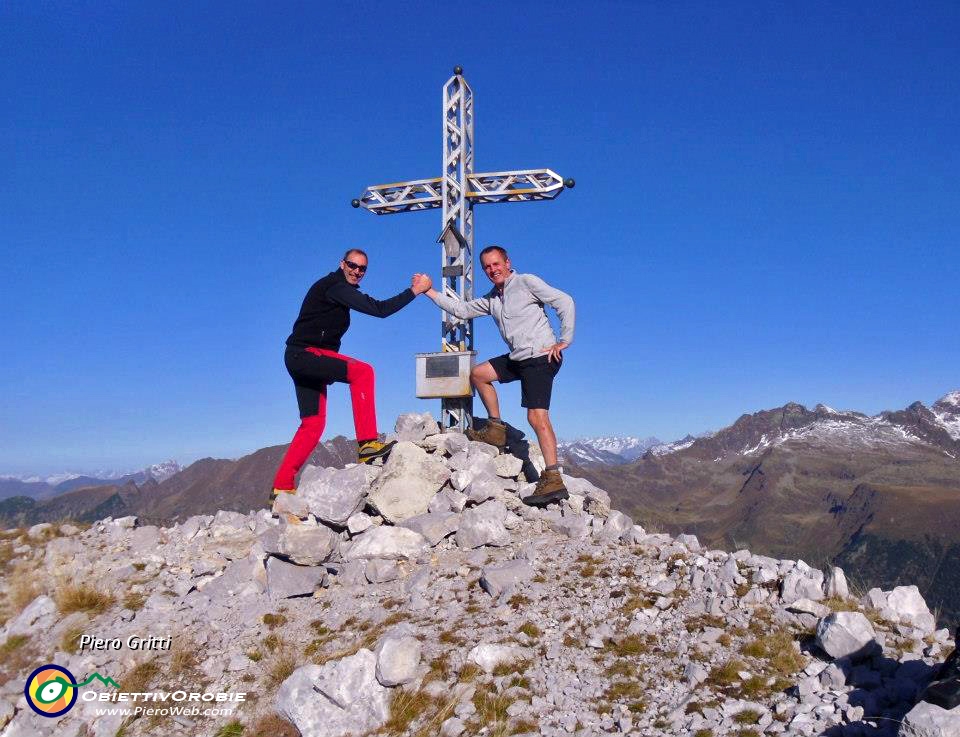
[24,665,120,717]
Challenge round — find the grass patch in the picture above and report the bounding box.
[458,662,481,682]
[249,713,299,737]
[742,629,805,677]
[507,593,532,609]
[263,633,283,652]
[383,611,411,626]
[605,660,634,678]
[604,679,644,702]
[518,622,541,639]
[823,596,859,612]
[0,634,29,656]
[262,613,288,629]
[169,643,200,676]
[438,628,466,645]
[266,650,298,688]
[123,592,146,611]
[122,660,161,694]
[733,709,761,725]
[214,721,245,737]
[246,650,263,662]
[60,624,86,655]
[492,658,530,678]
[605,634,651,657]
[424,654,450,683]
[56,584,115,615]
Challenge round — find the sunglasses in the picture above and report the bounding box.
[344,259,367,273]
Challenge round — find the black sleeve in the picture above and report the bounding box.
[327,283,416,318]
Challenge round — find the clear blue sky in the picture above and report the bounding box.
[2,2,958,475]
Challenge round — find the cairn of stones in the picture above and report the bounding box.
[0,412,957,737]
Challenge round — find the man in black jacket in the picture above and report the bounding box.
[272,249,429,499]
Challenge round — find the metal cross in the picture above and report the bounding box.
[353,66,574,431]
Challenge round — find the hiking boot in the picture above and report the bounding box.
[523,469,569,507]
[358,439,396,465]
[466,419,507,449]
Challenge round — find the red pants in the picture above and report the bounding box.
[272,346,377,490]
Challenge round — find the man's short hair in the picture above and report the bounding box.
[479,245,508,261]
[342,248,368,262]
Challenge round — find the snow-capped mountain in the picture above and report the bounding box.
[646,391,960,462]
[558,436,661,466]
[0,460,183,499]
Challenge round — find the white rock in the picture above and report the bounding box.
[345,526,428,561]
[886,585,937,635]
[266,557,326,599]
[3,595,57,638]
[466,643,529,674]
[825,566,849,599]
[899,700,960,737]
[298,464,370,526]
[347,512,374,535]
[480,558,535,598]
[369,442,450,523]
[400,511,460,547]
[455,501,510,549]
[816,612,880,660]
[276,650,390,737]
[786,598,831,618]
[494,453,523,478]
[277,522,339,566]
[375,634,421,686]
[365,559,399,584]
[394,412,440,443]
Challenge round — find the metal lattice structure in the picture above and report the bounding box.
[354,68,573,431]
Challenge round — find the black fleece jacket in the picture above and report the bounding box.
[286,269,415,351]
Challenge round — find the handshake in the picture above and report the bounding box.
[411,273,433,295]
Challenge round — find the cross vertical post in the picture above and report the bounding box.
[439,71,475,430]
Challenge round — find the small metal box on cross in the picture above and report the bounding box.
[353,66,574,432]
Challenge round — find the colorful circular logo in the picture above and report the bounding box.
[24,664,78,717]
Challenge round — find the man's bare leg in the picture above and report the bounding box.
[527,408,558,467]
[471,362,501,419]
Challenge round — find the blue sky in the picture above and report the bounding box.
[2,2,958,475]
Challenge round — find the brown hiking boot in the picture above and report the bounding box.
[523,469,569,507]
[466,419,507,449]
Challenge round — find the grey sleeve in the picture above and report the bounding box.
[430,290,492,319]
[523,274,576,345]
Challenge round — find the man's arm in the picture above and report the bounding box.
[327,282,416,318]
[420,280,492,319]
[523,274,575,347]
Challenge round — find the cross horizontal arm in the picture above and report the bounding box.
[355,169,570,214]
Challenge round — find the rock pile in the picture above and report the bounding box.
[0,412,957,737]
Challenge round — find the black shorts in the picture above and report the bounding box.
[488,353,562,410]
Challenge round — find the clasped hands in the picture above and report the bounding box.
[411,273,433,295]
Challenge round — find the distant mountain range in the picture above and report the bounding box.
[0,461,182,501]
[572,390,960,626]
[558,436,662,466]
[0,440,355,528]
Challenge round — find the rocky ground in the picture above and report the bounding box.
[0,413,958,737]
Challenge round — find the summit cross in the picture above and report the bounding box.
[353,66,574,431]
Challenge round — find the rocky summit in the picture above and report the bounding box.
[0,413,958,737]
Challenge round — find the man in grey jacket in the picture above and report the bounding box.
[415,245,575,506]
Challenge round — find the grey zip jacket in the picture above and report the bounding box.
[431,271,575,361]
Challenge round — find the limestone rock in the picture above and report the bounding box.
[375,634,421,686]
[467,643,529,674]
[266,557,326,599]
[816,612,880,660]
[298,464,370,526]
[886,585,937,635]
[345,526,428,561]
[825,566,850,599]
[400,511,460,547]
[395,412,440,444]
[455,500,510,549]
[899,700,960,737]
[480,558,535,599]
[369,441,450,523]
[276,651,390,737]
[277,521,339,566]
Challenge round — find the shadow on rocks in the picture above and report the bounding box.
[818,645,938,737]
[472,418,540,483]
